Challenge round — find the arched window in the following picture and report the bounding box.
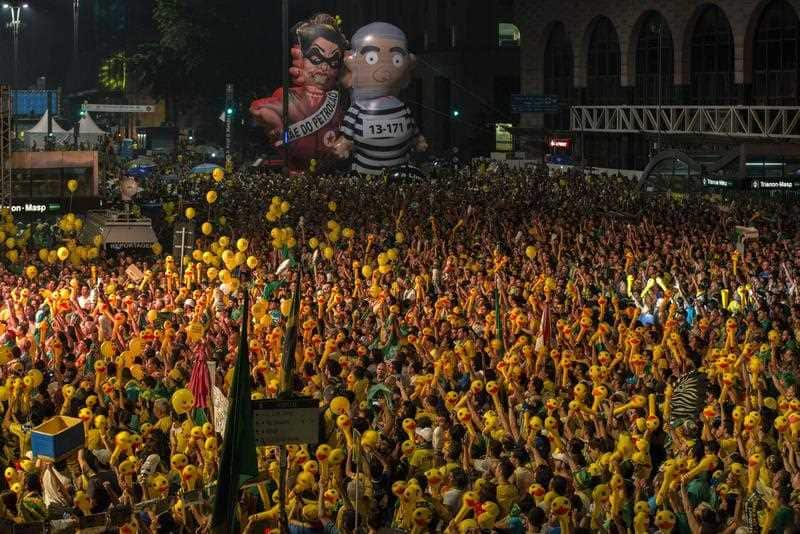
[587,17,621,104]
[499,23,521,47]
[543,23,573,131]
[635,12,673,105]
[753,0,799,105]
[690,5,734,104]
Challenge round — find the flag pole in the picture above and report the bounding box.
[280,1,290,527]
[281,0,290,178]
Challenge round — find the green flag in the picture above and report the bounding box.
[262,279,286,300]
[494,287,504,358]
[280,265,302,393]
[210,291,258,533]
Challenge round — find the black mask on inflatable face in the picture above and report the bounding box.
[306,46,342,70]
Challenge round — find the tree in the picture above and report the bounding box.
[131,0,284,114]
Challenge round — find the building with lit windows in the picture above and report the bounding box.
[517,0,800,190]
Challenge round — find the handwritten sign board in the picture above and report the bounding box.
[252,397,320,446]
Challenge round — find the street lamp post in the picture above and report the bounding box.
[72,0,78,58]
[2,2,29,89]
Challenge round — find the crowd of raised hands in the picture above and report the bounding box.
[0,160,799,533]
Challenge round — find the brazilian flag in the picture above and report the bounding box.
[210,292,258,533]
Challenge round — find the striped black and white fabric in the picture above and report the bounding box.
[340,96,419,175]
[669,370,707,427]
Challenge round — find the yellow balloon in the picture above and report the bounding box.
[219,236,230,248]
[323,246,334,260]
[387,248,398,261]
[202,251,213,264]
[146,309,158,323]
[73,219,83,232]
[5,237,15,249]
[192,249,203,261]
[212,167,224,182]
[38,248,48,262]
[171,388,195,415]
[93,235,103,247]
[219,269,231,283]
[67,179,78,192]
[328,200,337,212]
[378,264,392,274]
[342,228,354,239]
[185,207,196,220]
[27,369,43,388]
[246,256,258,269]
[252,301,266,319]
[151,242,163,255]
[236,238,249,252]
[129,337,144,357]
[201,222,213,235]
[207,267,218,280]
[100,341,115,359]
[361,265,373,278]
[308,237,319,249]
[395,231,405,244]
[525,245,537,259]
[206,190,218,204]
[286,237,296,249]
[280,298,292,317]
[218,216,227,226]
[25,265,37,279]
[57,247,69,261]
[7,250,19,263]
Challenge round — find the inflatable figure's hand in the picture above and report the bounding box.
[250,98,283,133]
[415,135,429,152]
[288,46,308,86]
[333,137,353,159]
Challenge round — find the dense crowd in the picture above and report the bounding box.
[0,160,799,534]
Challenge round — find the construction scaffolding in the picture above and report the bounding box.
[0,84,12,208]
[571,105,800,140]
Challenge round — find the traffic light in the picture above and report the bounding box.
[226,107,234,116]
[80,101,86,117]
[452,109,460,117]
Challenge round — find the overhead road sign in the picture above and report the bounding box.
[511,94,560,113]
[84,104,155,113]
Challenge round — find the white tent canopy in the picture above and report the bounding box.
[27,110,67,134]
[24,110,71,147]
[66,112,107,147]
[72,112,106,135]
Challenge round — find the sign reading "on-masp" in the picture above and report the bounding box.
[252,397,320,446]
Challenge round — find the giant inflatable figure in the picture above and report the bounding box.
[333,22,427,175]
[250,14,348,173]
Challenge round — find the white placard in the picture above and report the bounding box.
[362,117,407,138]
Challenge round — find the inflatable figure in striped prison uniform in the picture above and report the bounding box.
[333,22,428,175]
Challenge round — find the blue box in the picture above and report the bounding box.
[31,416,85,461]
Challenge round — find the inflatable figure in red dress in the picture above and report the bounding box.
[250,14,348,173]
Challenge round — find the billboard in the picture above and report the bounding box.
[12,90,59,117]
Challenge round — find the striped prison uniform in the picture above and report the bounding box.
[340,96,419,175]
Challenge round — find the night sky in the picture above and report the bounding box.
[0,0,155,93]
